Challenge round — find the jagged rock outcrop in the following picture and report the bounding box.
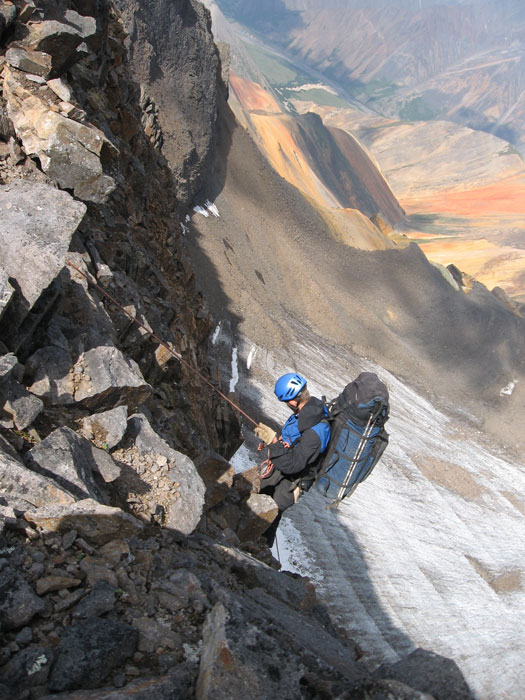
[112,0,225,208]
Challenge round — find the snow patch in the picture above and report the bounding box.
[204,199,220,217]
[193,205,209,217]
[229,346,239,392]
[193,200,220,218]
[211,322,221,345]
[500,380,517,396]
[247,345,257,370]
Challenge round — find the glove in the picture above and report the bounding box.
[254,422,277,446]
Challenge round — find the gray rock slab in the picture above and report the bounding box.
[196,603,260,699]
[21,19,84,74]
[74,346,151,411]
[237,587,365,688]
[128,413,205,535]
[0,180,86,311]
[4,68,116,202]
[24,499,144,545]
[24,427,105,502]
[0,376,43,430]
[26,345,75,405]
[1,441,76,508]
[0,353,18,384]
[213,543,318,613]
[236,493,278,543]
[0,565,45,631]
[80,405,128,449]
[0,268,14,321]
[5,46,53,77]
[72,580,116,619]
[48,617,138,692]
[90,443,121,482]
[374,648,475,699]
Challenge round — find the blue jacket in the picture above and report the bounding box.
[268,397,330,477]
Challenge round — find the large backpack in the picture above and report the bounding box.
[315,371,389,506]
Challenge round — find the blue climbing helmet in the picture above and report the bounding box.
[274,373,307,402]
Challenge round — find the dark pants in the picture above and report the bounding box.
[260,470,297,510]
[260,470,298,547]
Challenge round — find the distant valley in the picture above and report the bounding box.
[206,0,525,300]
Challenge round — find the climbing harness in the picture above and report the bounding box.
[65,259,258,427]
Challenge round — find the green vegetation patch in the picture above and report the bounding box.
[355,78,400,100]
[399,97,440,122]
[242,42,310,87]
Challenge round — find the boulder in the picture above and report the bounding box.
[80,405,128,449]
[0,353,18,385]
[195,452,234,509]
[214,544,318,613]
[3,68,116,202]
[25,345,75,404]
[47,76,72,102]
[236,493,278,543]
[0,441,76,508]
[24,499,144,545]
[17,19,84,74]
[5,46,53,77]
[36,575,82,595]
[128,413,206,535]
[0,645,55,697]
[48,617,138,691]
[0,268,14,322]
[0,179,86,312]
[72,580,116,619]
[232,464,261,496]
[374,648,475,699]
[24,427,107,502]
[73,346,151,411]
[0,565,45,631]
[0,375,43,429]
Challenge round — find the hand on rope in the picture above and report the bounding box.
[254,422,277,446]
[259,458,274,479]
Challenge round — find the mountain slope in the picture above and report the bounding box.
[189,97,525,450]
[292,103,525,297]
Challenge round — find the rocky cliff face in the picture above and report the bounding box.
[0,1,475,698]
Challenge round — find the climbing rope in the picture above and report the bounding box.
[66,259,258,427]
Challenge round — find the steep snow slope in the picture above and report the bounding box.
[227,328,525,700]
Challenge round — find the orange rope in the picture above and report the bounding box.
[66,259,258,426]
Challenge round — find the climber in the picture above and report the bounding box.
[255,373,330,546]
